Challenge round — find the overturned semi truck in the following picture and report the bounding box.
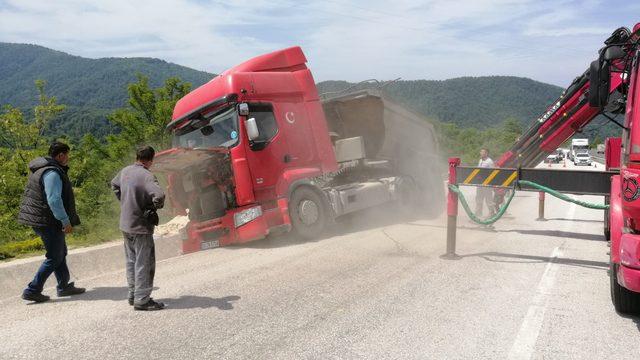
[153,46,444,253]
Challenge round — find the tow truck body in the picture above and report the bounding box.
[155,47,443,253]
[471,23,640,313]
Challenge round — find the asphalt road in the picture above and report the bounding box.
[1,162,638,359]
[590,149,606,165]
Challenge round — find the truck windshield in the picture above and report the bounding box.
[173,107,239,148]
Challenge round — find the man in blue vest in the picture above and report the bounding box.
[18,142,85,303]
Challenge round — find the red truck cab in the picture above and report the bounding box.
[155,46,443,253]
[155,47,338,251]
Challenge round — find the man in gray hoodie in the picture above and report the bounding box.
[111,146,166,310]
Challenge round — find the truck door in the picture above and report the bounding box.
[274,101,315,167]
[244,103,288,202]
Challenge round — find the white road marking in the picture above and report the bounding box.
[508,202,576,359]
[507,246,563,360]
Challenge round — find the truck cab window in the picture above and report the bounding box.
[173,107,239,149]
[249,104,278,150]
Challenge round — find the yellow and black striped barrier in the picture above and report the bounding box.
[456,166,518,188]
[455,166,614,195]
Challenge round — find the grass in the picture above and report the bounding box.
[0,216,124,261]
[0,238,44,260]
[0,208,173,261]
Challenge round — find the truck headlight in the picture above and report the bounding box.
[233,206,262,228]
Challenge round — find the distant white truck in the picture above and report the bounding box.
[570,138,589,161]
[597,143,606,154]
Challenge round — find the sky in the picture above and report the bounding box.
[0,0,638,87]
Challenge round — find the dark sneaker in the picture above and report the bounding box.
[22,292,50,303]
[128,297,134,306]
[57,282,86,297]
[134,298,165,311]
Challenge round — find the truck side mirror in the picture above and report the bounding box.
[588,59,610,108]
[245,117,260,141]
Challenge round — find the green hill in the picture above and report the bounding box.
[0,42,214,138]
[317,79,619,144]
[2,42,589,140]
[317,77,564,129]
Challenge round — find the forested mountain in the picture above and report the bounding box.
[0,43,213,138]
[316,79,621,142]
[316,77,564,129]
[1,42,597,140]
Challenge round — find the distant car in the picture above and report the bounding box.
[574,152,592,166]
[597,144,605,154]
[545,154,560,163]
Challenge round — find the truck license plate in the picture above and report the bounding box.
[201,240,219,250]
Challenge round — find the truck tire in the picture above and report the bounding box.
[610,260,640,314]
[289,186,329,239]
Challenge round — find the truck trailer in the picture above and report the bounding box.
[154,47,444,252]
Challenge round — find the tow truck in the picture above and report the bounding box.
[451,23,640,314]
[153,47,444,253]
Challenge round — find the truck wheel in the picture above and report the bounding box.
[289,187,329,239]
[610,260,640,314]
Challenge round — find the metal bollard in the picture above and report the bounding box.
[536,191,546,221]
[442,157,462,260]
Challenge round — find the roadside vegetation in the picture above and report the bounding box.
[0,76,191,259]
[436,118,523,165]
[0,75,523,260]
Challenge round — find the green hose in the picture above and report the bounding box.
[518,180,609,210]
[447,184,516,225]
[448,179,609,225]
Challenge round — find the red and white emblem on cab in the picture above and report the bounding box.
[285,112,295,124]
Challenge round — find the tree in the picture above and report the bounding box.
[0,80,64,244]
[0,75,193,254]
[109,74,191,151]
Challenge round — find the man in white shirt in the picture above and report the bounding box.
[476,148,496,217]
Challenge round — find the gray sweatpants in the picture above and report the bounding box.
[123,232,155,305]
[475,187,495,217]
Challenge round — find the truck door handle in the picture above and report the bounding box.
[284,154,292,163]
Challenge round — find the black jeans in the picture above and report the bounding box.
[23,226,70,295]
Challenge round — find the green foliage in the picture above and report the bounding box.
[0,42,212,139]
[317,78,563,130]
[0,237,43,260]
[0,82,59,246]
[436,118,523,165]
[110,75,191,149]
[0,76,191,259]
